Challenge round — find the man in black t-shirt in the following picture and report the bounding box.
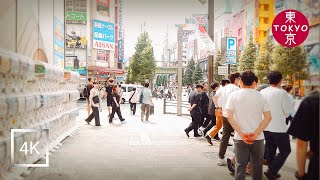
[184,84,203,138]
[105,79,114,116]
[85,78,94,117]
[287,91,319,180]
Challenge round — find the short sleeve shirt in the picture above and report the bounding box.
[142,88,152,104]
[112,92,120,105]
[215,84,240,117]
[225,89,271,140]
[200,92,209,114]
[106,85,113,97]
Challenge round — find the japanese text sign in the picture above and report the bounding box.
[93,19,115,51]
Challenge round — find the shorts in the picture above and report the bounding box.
[107,96,113,106]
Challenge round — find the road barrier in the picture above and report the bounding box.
[163,98,190,116]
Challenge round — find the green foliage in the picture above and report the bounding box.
[213,50,224,83]
[239,36,257,72]
[255,36,273,84]
[193,63,203,84]
[128,31,156,84]
[156,74,168,87]
[185,58,196,85]
[271,45,308,84]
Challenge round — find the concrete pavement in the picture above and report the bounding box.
[25,99,298,180]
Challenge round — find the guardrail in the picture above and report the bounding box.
[163,98,191,116]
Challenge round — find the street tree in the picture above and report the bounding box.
[255,36,273,83]
[238,36,257,72]
[193,63,203,84]
[128,31,156,84]
[185,58,196,85]
[271,45,308,84]
[213,50,223,83]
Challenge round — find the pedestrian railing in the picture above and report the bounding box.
[163,98,190,116]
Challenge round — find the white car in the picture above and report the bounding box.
[119,84,143,104]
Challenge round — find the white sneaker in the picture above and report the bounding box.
[217,158,227,166]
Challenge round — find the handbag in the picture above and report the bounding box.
[93,95,100,104]
[129,91,136,103]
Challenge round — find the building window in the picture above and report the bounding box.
[264,18,269,24]
[97,0,110,17]
[238,38,242,48]
[264,4,269,11]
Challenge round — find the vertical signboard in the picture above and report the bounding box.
[226,37,237,64]
[92,19,115,51]
[54,17,64,68]
[221,37,237,65]
[118,0,124,63]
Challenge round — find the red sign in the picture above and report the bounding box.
[272,10,309,48]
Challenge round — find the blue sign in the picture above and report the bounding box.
[118,39,124,63]
[226,37,237,65]
[93,19,115,51]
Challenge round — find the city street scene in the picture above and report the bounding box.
[0,0,319,180]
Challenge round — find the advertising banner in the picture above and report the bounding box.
[66,12,87,24]
[54,17,64,69]
[65,29,87,48]
[97,50,109,61]
[92,19,115,51]
[118,39,124,63]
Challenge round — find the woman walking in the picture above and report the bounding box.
[85,82,101,126]
[109,85,126,123]
[129,87,138,115]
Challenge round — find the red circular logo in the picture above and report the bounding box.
[272,10,309,48]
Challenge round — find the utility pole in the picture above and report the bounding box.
[207,0,214,93]
[177,25,183,116]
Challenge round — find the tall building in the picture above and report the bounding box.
[64,0,125,85]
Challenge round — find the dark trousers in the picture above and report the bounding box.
[109,105,123,122]
[219,117,234,159]
[130,103,136,115]
[264,131,291,177]
[86,106,100,126]
[234,140,264,180]
[186,112,202,136]
[203,115,219,139]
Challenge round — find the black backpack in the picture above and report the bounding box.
[83,86,89,98]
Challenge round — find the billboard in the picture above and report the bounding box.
[221,37,237,65]
[97,50,109,61]
[65,28,87,49]
[92,19,115,51]
[66,12,87,24]
[54,17,64,69]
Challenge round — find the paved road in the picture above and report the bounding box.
[26,99,298,180]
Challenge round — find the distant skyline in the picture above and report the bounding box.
[123,0,208,61]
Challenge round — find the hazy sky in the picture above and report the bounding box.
[123,0,208,60]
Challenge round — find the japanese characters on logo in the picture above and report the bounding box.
[272,10,309,48]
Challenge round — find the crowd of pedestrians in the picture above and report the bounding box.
[184,71,319,180]
[83,79,154,126]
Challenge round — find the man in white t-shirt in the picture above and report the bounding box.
[213,72,241,166]
[260,71,293,179]
[141,83,153,121]
[225,71,272,180]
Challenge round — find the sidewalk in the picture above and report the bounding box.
[25,99,298,180]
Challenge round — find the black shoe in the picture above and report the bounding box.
[227,158,235,173]
[214,136,220,141]
[194,134,201,137]
[96,125,101,126]
[109,121,113,124]
[205,136,213,145]
[184,129,190,138]
[264,170,276,180]
[202,130,208,137]
[227,143,233,146]
[276,174,281,179]
[120,118,125,121]
[85,120,90,125]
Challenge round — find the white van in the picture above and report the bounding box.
[119,84,143,104]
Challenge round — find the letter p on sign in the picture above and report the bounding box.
[227,37,237,51]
